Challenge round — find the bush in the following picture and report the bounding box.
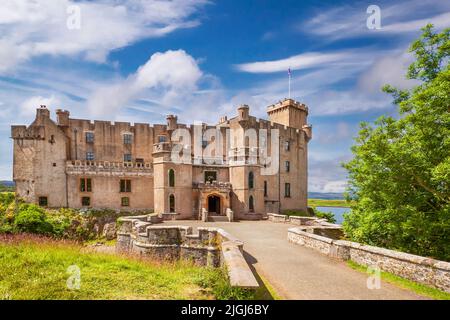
[314,209,336,224]
[281,209,309,217]
[14,204,54,234]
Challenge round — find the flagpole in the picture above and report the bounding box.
[288,68,291,99]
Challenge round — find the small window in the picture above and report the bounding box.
[158,136,166,143]
[285,183,291,198]
[285,140,290,151]
[120,179,132,193]
[38,196,48,207]
[285,161,290,172]
[264,181,268,197]
[124,154,132,162]
[81,196,91,206]
[80,178,92,192]
[123,133,133,145]
[204,171,217,183]
[169,194,175,213]
[121,197,130,207]
[202,137,208,148]
[86,152,94,161]
[168,169,175,187]
[86,132,94,143]
[248,171,254,189]
[249,195,254,212]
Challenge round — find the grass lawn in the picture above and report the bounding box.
[0,234,256,300]
[347,261,450,300]
[308,198,353,208]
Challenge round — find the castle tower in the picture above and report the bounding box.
[267,98,308,129]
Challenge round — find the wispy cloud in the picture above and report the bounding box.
[298,0,450,41]
[0,0,208,73]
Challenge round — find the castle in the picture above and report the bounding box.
[11,98,312,221]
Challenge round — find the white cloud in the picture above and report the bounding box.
[20,95,61,122]
[87,49,204,117]
[0,0,208,73]
[235,51,350,73]
[298,0,450,41]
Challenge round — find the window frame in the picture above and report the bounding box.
[38,196,48,207]
[80,178,92,192]
[124,153,132,162]
[86,152,95,161]
[169,194,175,213]
[123,133,133,145]
[285,161,290,172]
[249,195,254,212]
[285,140,290,151]
[85,132,94,143]
[248,171,254,189]
[168,169,175,187]
[81,196,91,207]
[121,197,130,207]
[120,179,132,193]
[204,170,217,183]
[284,183,291,198]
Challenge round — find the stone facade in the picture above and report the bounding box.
[11,98,312,220]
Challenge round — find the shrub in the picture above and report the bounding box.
[281,209,309,217]
[14,204,53,234]
[314,209,336,224]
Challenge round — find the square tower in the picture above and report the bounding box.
[267,98,308,129]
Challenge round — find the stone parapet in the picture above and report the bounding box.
[116,214,259,289]
[66,160,153,177]
[288,227,450,293]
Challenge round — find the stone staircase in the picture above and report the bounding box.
[208,215,229,222]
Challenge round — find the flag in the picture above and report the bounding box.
[288,68,291,76]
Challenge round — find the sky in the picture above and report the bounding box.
[0,0,449,192]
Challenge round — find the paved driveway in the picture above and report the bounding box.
[164,220,426,300]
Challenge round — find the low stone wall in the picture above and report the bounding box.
[116,215,259,289]
[288,227,450,292]
[267,213,344,239]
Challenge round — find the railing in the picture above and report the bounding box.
[66,160,153,177]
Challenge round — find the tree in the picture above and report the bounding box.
[343,25,450,261]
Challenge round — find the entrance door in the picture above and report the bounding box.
[207,195,221,215]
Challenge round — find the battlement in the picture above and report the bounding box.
[11,125,45,140]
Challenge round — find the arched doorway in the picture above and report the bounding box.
[207,195,221,215]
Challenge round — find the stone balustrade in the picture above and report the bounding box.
[66,160,153,177]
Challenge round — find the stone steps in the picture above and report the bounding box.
[208,215,229,222]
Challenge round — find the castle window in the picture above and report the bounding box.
[123,133,133,145]
[158,135,166,143]
[168,169,175,187]
[248,171,254,189]
[81,196,91,207]
[120,179,132,193]
[80,178,92,192]
[285,161,290,172]
[86,152,94,161]
[38,196,48,207]
[264,181,268,197]
[204,171,217,183]
[249,195,254,212]
[86,132,94,143]
[121,197,130,207]
[284,183,291,198]
[285,140,290,151]
[169,194,175,213]
[124,154,132,162]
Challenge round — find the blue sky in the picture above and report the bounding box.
[0,0,449,192]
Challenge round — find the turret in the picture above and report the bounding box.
[56,109,70,127]
[166,114,178,131]
[267,98,308,130]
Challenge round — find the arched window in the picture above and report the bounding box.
[248,171,254,189]
[249,195,254,212]
[168,169,175,187]
[264,181,268,197]
[169,194,175,213]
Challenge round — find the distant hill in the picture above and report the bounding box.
[308,192,344,200]
[0,181,14,187]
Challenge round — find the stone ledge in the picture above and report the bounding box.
[288,227,450,293]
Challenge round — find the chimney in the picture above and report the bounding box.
[56,109,70,127]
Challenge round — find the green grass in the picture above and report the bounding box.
[308,198,353,208]
[347,260,450,300]
[0,234,256,300]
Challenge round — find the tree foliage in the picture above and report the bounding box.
[343,25,450,261]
